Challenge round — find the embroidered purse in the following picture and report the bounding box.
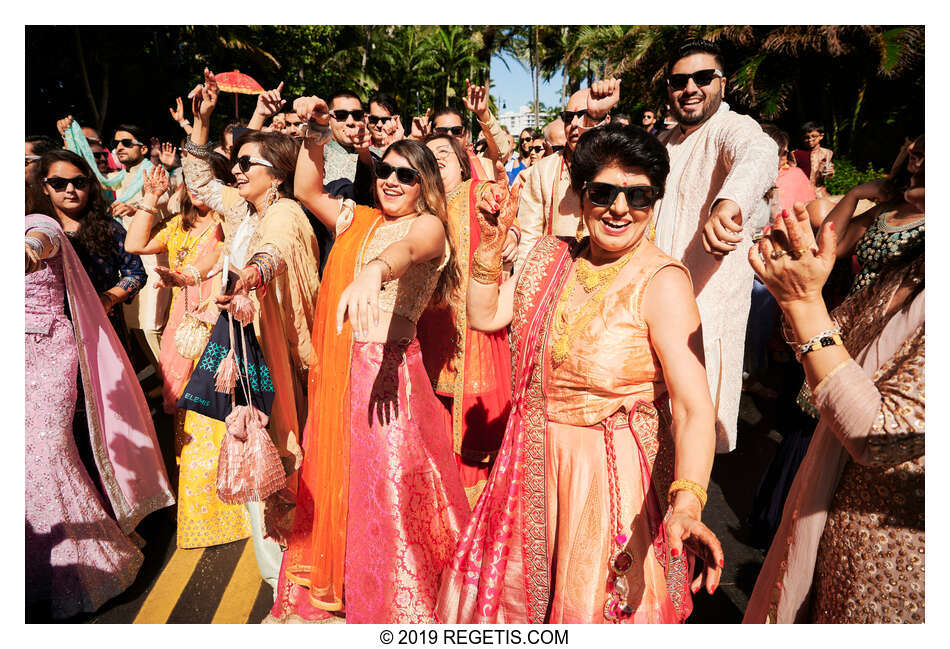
[174,284,212,359]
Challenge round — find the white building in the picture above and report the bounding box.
[497,105,554,134]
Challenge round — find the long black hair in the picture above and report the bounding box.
[37,149,117,257]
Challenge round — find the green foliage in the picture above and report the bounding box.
[823,157,886,196]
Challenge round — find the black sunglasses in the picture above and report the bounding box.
[93,151,109,160]
[374,160,420,185]
[330,109,365,122]
[551,145,565,154]
[43,175,91,191]
[367,115,393,126]
[584,182,660,209]
[560,109,588,124]
[666,68,723,91]
[434,125,465,137]
[112,138,143,149]
[528,145,545,153]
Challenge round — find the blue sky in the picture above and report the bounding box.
[490,52,565,114]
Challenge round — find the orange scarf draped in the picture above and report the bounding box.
[284,205,383,611]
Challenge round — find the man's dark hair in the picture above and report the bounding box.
[801,121,825,136]
[114,124,147,146]
[368,92,398,116]
[431,107,465,128]
[640,108,656,118]
[666,39,725,76]
[26,135,60,156]
[570,123,670,198]
[329,90,363,108]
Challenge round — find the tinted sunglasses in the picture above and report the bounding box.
[367,115,393,126]
[93,151,109,160]
[584,182,660,209]
[374,160,420,185]
[330,109,365,121]
[112,138,144,148]
[434,125,465,137]
[560,109,588,124]
[235,155,274,173]
[666,68,723,91]
[43,175,92,191]
[25,155,41,166]
[528,145,545,153]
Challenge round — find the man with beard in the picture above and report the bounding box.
[514,80,619,266]
[652,39,777,453]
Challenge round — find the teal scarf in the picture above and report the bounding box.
[64,121,153,204]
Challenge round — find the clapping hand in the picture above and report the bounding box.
[255,81,287,119]
[143,165,169,198]
[587,78,621,120]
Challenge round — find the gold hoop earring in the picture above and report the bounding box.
[264,179,280,208]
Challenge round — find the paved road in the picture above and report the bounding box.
[31,386,781,624]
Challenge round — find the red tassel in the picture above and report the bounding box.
[214,350,238,393]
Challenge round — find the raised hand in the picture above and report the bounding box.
[748,203,836,309]
[143,165,169,198]
[56,115,74,139]
[387,115,404,143]
[462,78,491,121]
[188,68,219,122]
[410,109,431,140]
[255,81,286,119]
[474,161,515,255]
[158,142,177,167]
[353,117,373,153]
[169,97,186,124]
[293,96,330,127]
[587,78,621,119]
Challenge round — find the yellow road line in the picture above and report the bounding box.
[133,547,204,624]
[211,541,263,624]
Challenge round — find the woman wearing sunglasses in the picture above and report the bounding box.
[25,180,174,620]
[410,133,515,508]
[269,99,468,623]
[35,150,147,351]
[509,131,547,192]
[181,68,322,588]
[438,123,723,624]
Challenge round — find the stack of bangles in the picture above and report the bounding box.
[25,235,45,259]
[668,479,708,509]
[471,253,501,284]
[245,252,279,290]
[183,138,214,159]
[182,265,202,287]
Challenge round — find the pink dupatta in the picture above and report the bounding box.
[27,214,175,534]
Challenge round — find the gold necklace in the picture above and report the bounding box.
[550,242,641,366]
[173,222,213,269]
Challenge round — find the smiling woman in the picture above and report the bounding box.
[439,123,723,624]
[270,112,469,623]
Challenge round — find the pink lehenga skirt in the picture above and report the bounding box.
[344,339,470,623]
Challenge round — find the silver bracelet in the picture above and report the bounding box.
[25,236,45,257]
[183,138,214,158]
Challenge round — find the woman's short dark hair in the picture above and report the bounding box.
[570,123,670,199]
[230,130,301,198]
[423,133,471,182]
[37,149,116,257]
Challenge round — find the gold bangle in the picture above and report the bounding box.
[471,253,502,284]
[668,479,708,509]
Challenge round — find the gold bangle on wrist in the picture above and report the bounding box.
[471,253,502,284]
[138,204,159,216]
[668,479,708,509]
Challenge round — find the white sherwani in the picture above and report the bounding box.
[514,151,584,266]
[654,102,777,452]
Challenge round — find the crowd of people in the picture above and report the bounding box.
[25,38,924,624]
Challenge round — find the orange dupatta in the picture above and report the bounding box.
[283,204,383,611]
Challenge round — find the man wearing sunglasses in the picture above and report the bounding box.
[514,79,620,266]
[25,135,60,182]
[367,92,403,153]
[652,39,777,453]
[324,90,366,185]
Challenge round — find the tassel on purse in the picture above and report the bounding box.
[174,283,212,359]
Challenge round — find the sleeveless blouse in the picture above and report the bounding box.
[358,216,450,325]
[545,244,689,428]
